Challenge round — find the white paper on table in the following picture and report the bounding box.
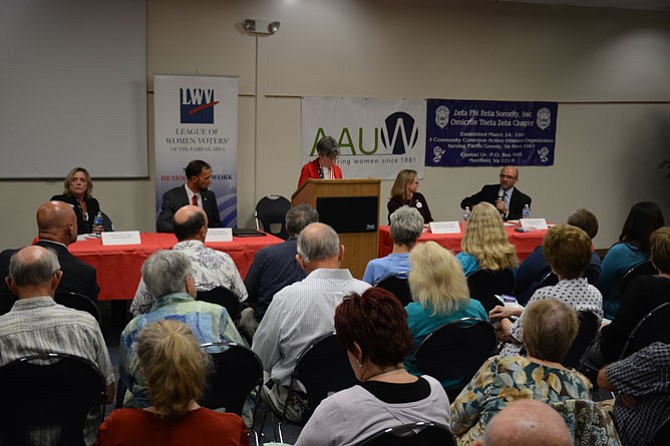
[101,231,141,246]
[519,218,548,230]
[429,221,462,234]
[205,228,233,243]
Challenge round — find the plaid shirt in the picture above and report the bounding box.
[606,342,670,446]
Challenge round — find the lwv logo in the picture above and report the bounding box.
[180,88,218,124]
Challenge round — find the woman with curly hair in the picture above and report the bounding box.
[457,202,518,276]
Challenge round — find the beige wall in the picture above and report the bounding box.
[1,0,669,251]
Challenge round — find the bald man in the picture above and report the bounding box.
[460,165,532,221]
[0,201,99,302]
[0,245,115,444]
[473,400,573,446]
[130,205,247,315]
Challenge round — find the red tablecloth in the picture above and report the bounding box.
[69,232,284,300]
[379,225,547,261]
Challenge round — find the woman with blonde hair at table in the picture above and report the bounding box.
[96,320,249,446]
[457,202,518,276]
[387,169,433,224]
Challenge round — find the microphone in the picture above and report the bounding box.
[497,189,504,201]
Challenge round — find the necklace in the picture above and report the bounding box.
[364,366,404,382]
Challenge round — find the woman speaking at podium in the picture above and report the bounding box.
[297,136,343,188]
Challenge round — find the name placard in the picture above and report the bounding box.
[101,231,141,246]
[429,221,462,234]
[205,228,233,243]
[519,218,548,230]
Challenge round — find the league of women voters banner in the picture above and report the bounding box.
[425,98,558,167]
[154,74,239,227]
[301,96,426,180]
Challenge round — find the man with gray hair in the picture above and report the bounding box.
[252,222,370,421]
[472,399,573,446]
[119,249,245,408]
[363,205,423,285]
[0,245,115,445]
[241,204,319,339]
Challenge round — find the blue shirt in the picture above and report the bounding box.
[362,253,410,284]
[597,243,648,319]
[456,252,480,276]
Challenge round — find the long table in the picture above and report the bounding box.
[379,225,547,261]
[69,232,284,300]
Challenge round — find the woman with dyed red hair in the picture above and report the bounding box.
[295,287,451,446]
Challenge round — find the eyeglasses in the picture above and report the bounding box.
[499,174,517,180]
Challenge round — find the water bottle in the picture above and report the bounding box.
[463,206,471,222]
[93,211,104,237]
[522,204,531,219]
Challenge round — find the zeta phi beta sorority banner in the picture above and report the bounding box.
[154,74,238,227]
[425,99,558,167]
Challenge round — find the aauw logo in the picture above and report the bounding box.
[180,88,219,124]
[381,112,418,155]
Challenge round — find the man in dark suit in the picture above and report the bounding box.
[0,201,99,302]
[156,159,222,232]
[460,165,532,221]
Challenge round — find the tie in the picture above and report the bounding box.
[192,194,198,206]
[504,191,511,211]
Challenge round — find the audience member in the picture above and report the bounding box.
[457,202,518,276]
[0,246,114,445]
[295,288,451,446]
[583,226,670,369]
[51,166,106,234]
[460,166,531,221]
[298,136,343,188]
[472,400,573,446]
[157,160,222,232]
[363,206,423,285]
[597,201,664,319]
[120,250,245,408]
[131,205,246,316]
[492,224,603,357]
[240,204,319,339]
[598,342,670,446]
[387,169,433,224]
[515,208,602,305]
[405,241,488,393]
[451,299,591,446]
[97,320,249,446]
[0,201,99,301]
[252,222,370,422]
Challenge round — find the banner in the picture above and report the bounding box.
[302,97,426,179]
[425,99,558,167]
[154,75,238,227]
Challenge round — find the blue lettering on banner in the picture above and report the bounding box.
[180,88,217,124]
[425,99,558,167]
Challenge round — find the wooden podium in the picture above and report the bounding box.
[292,179,381,279]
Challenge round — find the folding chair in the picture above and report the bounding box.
[0,353,107,446]
[357,421,456,446]
[620,260,657,294]
[255,195,291,239]
[563,311,600,369]
[467,268,515,313]
[375,273,412,306]
[619,301,670,359]
[54,291,102,325]
[409,318,497,401]
[197,286,241,323]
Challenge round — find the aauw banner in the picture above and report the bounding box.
[302,96,426,180]
[154,75,238,227]
[426,99,558,167]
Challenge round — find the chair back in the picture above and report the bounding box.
[357,422,457,446]
[538,271,559,288]
[0,353,107,446]
[563,311,600,369]
[196,286,241,323]
[287,332,357,423]
[466,268,515,313]
[255,195,291,239]
[54,291,102,324]
[200,342,263,416]
[620,301,670,359]
[409,318,497,401]
[0,294,18,316]
[620,260,657,294]
[650,414,670,446]
[375,274,412,306]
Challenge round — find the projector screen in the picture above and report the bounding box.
[0,0,147,179]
